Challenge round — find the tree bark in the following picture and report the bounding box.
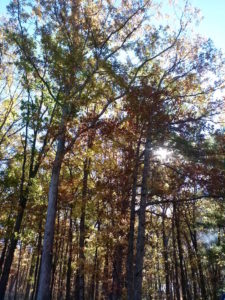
[77,156,90,300]
[102,243,109,298]
[31,222,42,300]
[172,212,180,300]
[134,127,151,300]
[187,209,207,300]
[14,242,22,300]
[162,213,171,300]
[126,138,141,300]
[111,244,123,300]
[0,239,8,277]
[36,108,66,300]
[66,208,73,300]
[174,204,187,300]
[24,249,36,300]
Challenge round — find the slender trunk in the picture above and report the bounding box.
[184,233,198,300]
[162,214,170,300]
[50,210,61,297]
[31,223,42,300]
[57,225,66,300]
[111,244,123,300]
[90,220,100,300]
[14,242,22,300]
[90,247,98,300]
[8,275,16,300]
[95,256,99,300]
[174,204,187,300]
[188,220,207,299]
[0,206,13,278]
[0,239,8,277]
[66,208,73,300]
[24,250,36,299]
[102,244,109,298]
[134,128,151,300]
[36,109,66,300]
[183,260,192,300]
[191,263,197,300]
[34,259,41,300]
[196,252,207,299]
[20,262,29,295]
[172,212,180,300]
[126,138,141,300]
[78,152,91,300]
[156,234,162,298]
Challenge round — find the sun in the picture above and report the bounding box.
[154,147,172,161]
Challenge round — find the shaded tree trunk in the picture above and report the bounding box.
[111,244,123,300]
[187,212,207,299]
[24,250,36,299]
[77,156,90,300]
[66,208,73,300]
[162,213,171,300]
[184,233,198,300]
[90,220,100,300]
[102,244,109,298]
[0,239,8,277]
[172,212,180,300]
[174,204,187,300]
[134,128,151,300]
[31,223,42,300]
[14,242,22,300]
[126,137,141,300]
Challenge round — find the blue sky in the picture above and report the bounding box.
[0,0,225,51]
[193,0,225,51]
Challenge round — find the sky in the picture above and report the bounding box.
[0,0,225,52]
[193,0,225,51]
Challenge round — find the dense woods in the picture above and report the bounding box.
[0,0,224,299]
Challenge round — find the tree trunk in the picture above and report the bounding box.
[174,204,187,300]
[50,210,61,297]
[77,157,90,300]
[188,213,207,299]
[134,128,151,300]
[126,138,141,300]
[14,242,22,300]
[184,233,198,300]
[0,239,8,277]
[162,213,171,300]
[111,244,123,300]
[24,249,36,299]
[57,220,66,300]
[172,213,180,300]
[102,244,109,298]
[31,222,42,300]
[66,208,73,300]
[90,219,100,300]
[36,109,66,300]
